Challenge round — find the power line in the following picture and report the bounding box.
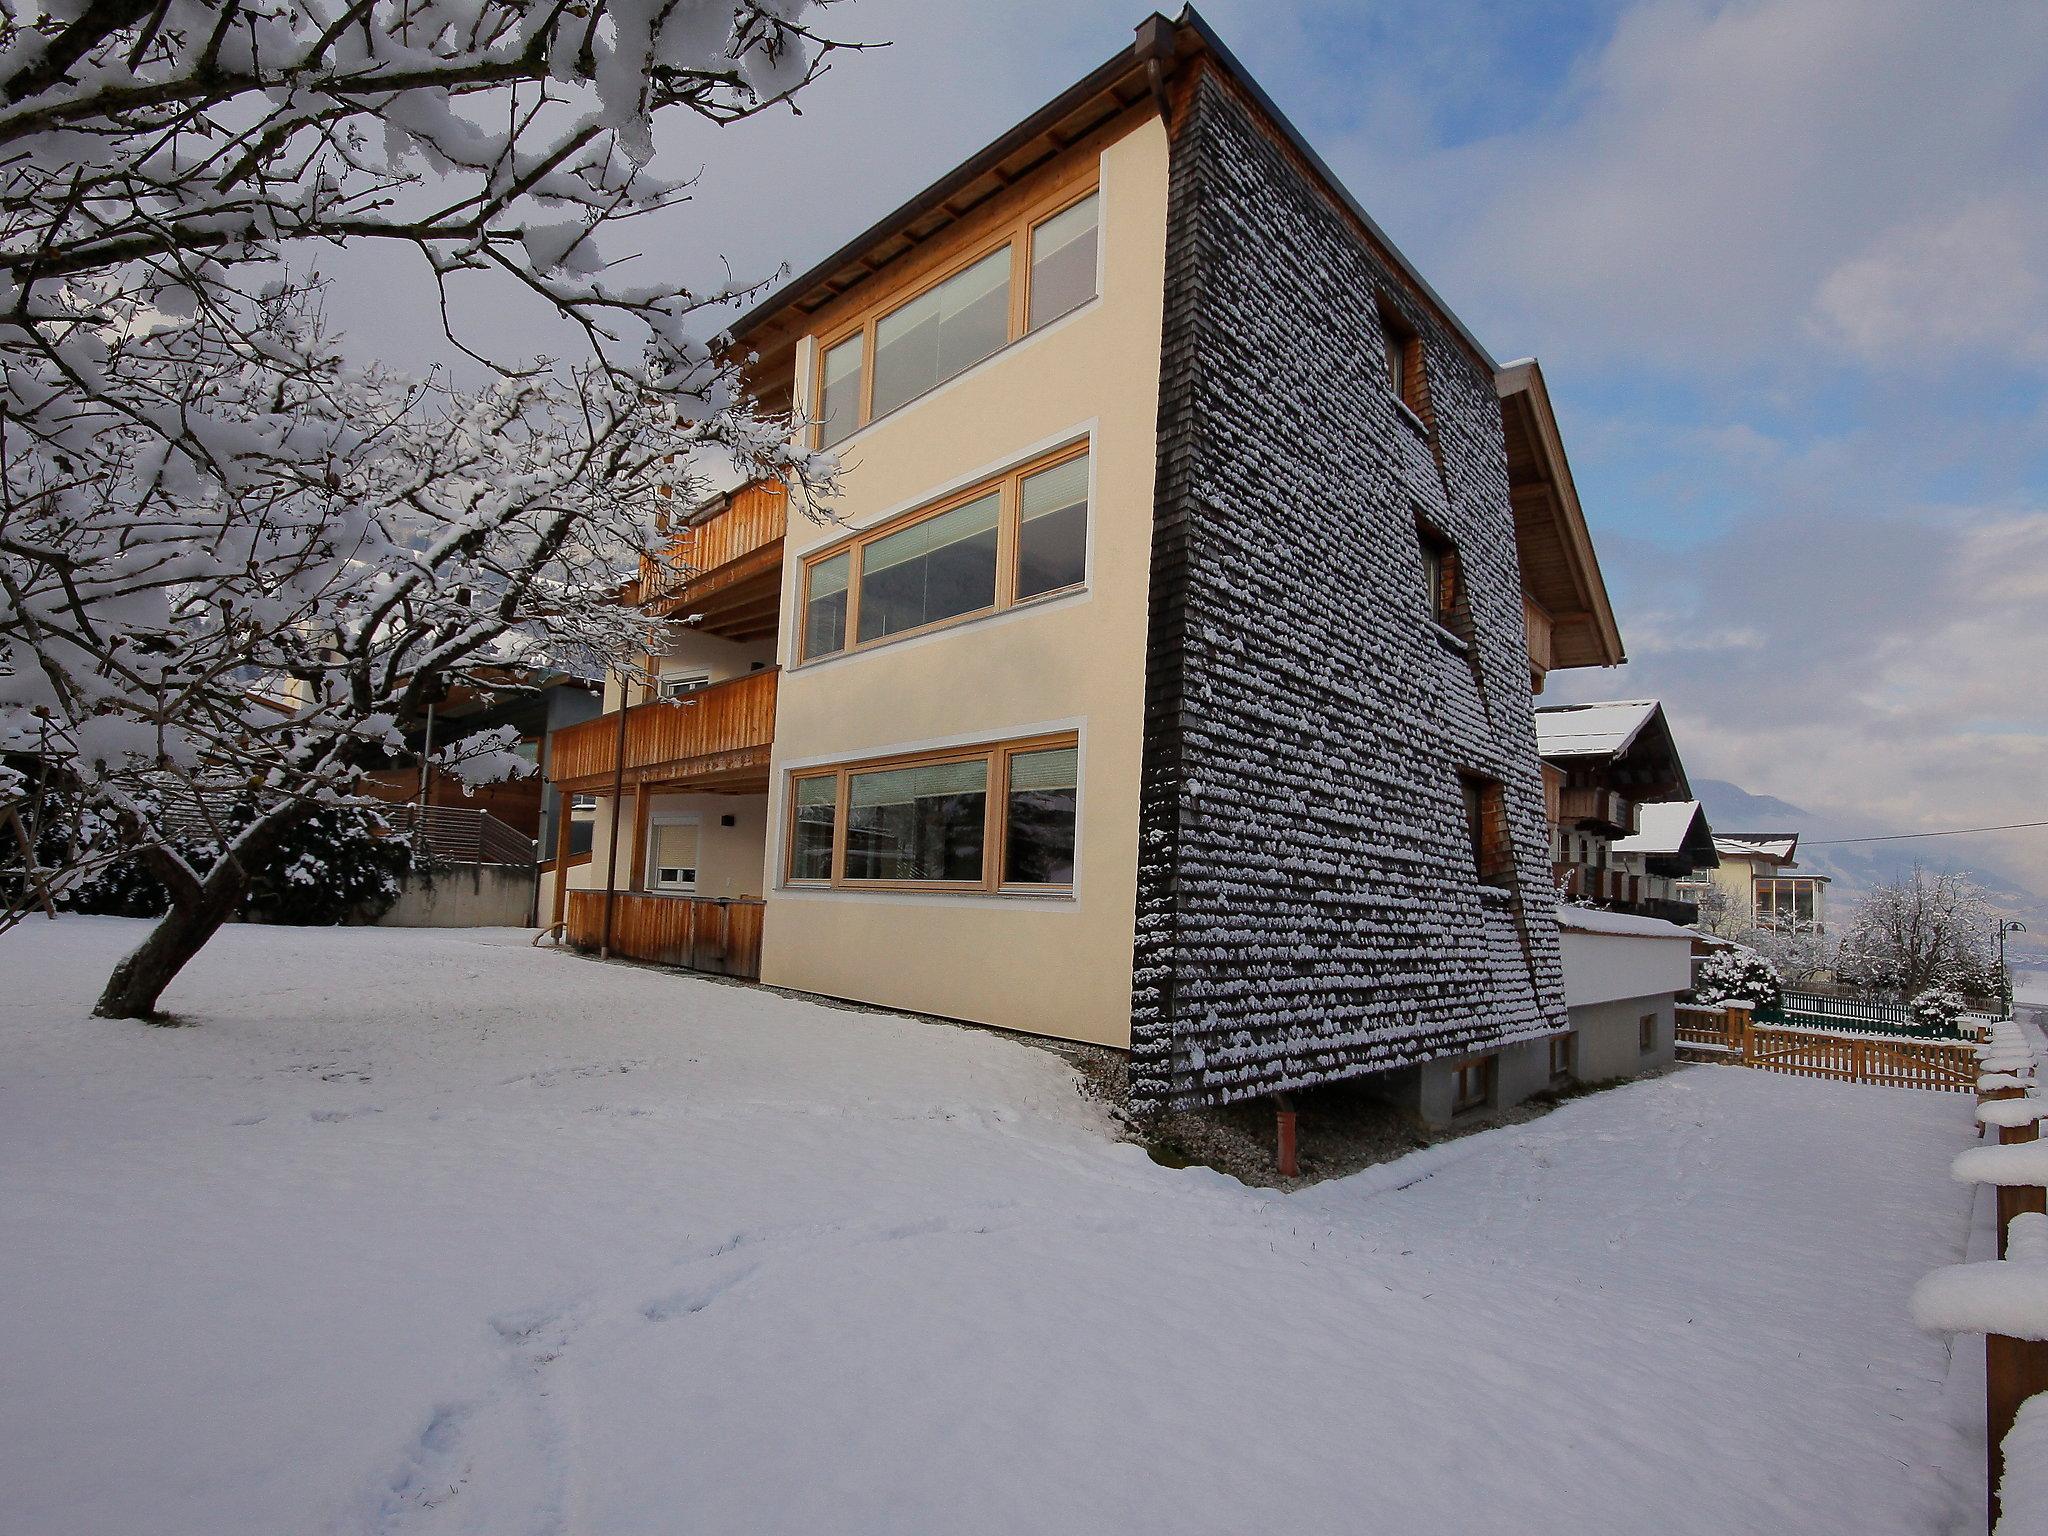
[1806,819,2048,847]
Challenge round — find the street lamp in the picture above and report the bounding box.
[1997,920,2027,1018]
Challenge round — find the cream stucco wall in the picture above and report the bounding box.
[754,116,1171,1048]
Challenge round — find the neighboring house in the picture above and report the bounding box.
[1532,699,1695,913]
[543,10,1650,1123]
[1683,833,1830,936]
[1608,800,1720,923]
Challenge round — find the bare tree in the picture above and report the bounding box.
[0,0,852,1016]
[1838,864,1997,999]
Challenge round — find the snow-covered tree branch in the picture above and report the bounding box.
[0,0,851,1016]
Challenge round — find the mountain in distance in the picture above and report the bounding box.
[1690,778,2048,971]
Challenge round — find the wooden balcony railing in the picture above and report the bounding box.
[547,668,777,794]
[564,890,765,979]
[1558,786,1633,832]
[639,479,788,605]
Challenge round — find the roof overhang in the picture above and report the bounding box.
[1498,358,1626,672]
[728,8,1501,377]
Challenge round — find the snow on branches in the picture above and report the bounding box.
[0,0,850,1010]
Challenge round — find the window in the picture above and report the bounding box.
[803,550,851,660]
[789,775,837,881]
[797,445,1089,661]
[1015,453,1088,601]
[809,183,1100,446]
[1754,877,1820,931]
[871,247,1011,420]
[817,333,864,450]
[1549,1032,1575,1081]
[785,734,1079,893]
[647,816,700,893]
[1003,745,1077,885]
[1378,303,1428,422]
[1460,773,1513,886]
[659,670,711,699]
[845,757,989,883]
[1418,521,1461,632]
[1452,1055,1494,1114]
[1028,192,1098,330]
[1639,1013,1658,1055]
[857,490,999,644]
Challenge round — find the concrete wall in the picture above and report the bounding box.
[379,862,536,928]
[1570,993,1676,1082]
[1558,925,1694,1008]
[753,116,1172,1049]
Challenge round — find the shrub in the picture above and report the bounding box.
[1692,944,1784,1013]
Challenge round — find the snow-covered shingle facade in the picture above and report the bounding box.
[1130,72,1566,1113]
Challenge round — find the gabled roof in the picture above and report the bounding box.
[1498,359,1626,672]
[1714,833,1799,864]
[1533,700,1660,759]
[1612,800,1715,860]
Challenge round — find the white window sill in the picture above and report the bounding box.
[1427,619,1471,657]
[1394,398,1430,438]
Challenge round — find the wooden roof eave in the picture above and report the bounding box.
[1498,359,1626,671]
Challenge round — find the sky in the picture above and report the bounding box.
[331,0,2048,895]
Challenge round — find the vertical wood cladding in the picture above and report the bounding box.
[1130,74,1566,1114]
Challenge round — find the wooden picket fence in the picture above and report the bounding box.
[1677,1004,1977,1092]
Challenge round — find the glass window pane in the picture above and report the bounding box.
[1004,747,1077,885]
[1029,194,1098,330]
[791,775,836,880]
[804,550,850,659]
[1016,454,1088,600]
[845,758,988,882]
[870,248,1011,419]
[857,492,999,643]
[818,334,864,449]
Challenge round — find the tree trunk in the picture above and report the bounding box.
[90,799,312,1021]
[92,862,252,1019]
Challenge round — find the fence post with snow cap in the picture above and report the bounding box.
[1955,1140,2048,1259]
[1913,1210,2048,1531]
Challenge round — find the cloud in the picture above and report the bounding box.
[1812,201,2048,367]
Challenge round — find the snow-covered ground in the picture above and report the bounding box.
[0,918,1982,1535]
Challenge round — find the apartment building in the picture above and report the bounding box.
[542,9,1634,1119]
[1680,833,1831,936]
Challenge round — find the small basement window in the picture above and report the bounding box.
[1549,1032,1575,1081]
[1452,1055,1495,1115]
[1459,772,1514,887]
[1639,1013,1658,1055]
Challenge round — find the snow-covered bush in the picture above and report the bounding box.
[66,803,410,926]
[1691,945,1784,1013]
[1908,986,1967,1034]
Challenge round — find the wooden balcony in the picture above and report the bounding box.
[548,669,777,795]
[638,478,787,642]
[1558,786,1634,833]
[563,890,764,979]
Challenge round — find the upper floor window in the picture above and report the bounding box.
[809,186,1100,448]
[785,734,1079,893]
[1754,876,1821,930]
[1418,521,1462,632]
[799,445,1089,662]
[1460,772,1513,887]
[1378,304,1428,424]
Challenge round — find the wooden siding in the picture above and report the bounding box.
[564,889,764,979]
[548,669,777,794]
[642,479,787,602]
[1523,594,1554,679]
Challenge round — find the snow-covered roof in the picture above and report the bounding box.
[1532,700,1660,759]
[1612,800,1708,856]
[1554,905,1695,941]
[1713,833,1799,863]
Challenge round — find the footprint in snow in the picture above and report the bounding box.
[310,1105,383,1123]
[231,1114,267,1127]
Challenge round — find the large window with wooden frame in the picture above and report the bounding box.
[811,186,1100,449]
[784,735,1079,893]
[798,445,1089,662]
